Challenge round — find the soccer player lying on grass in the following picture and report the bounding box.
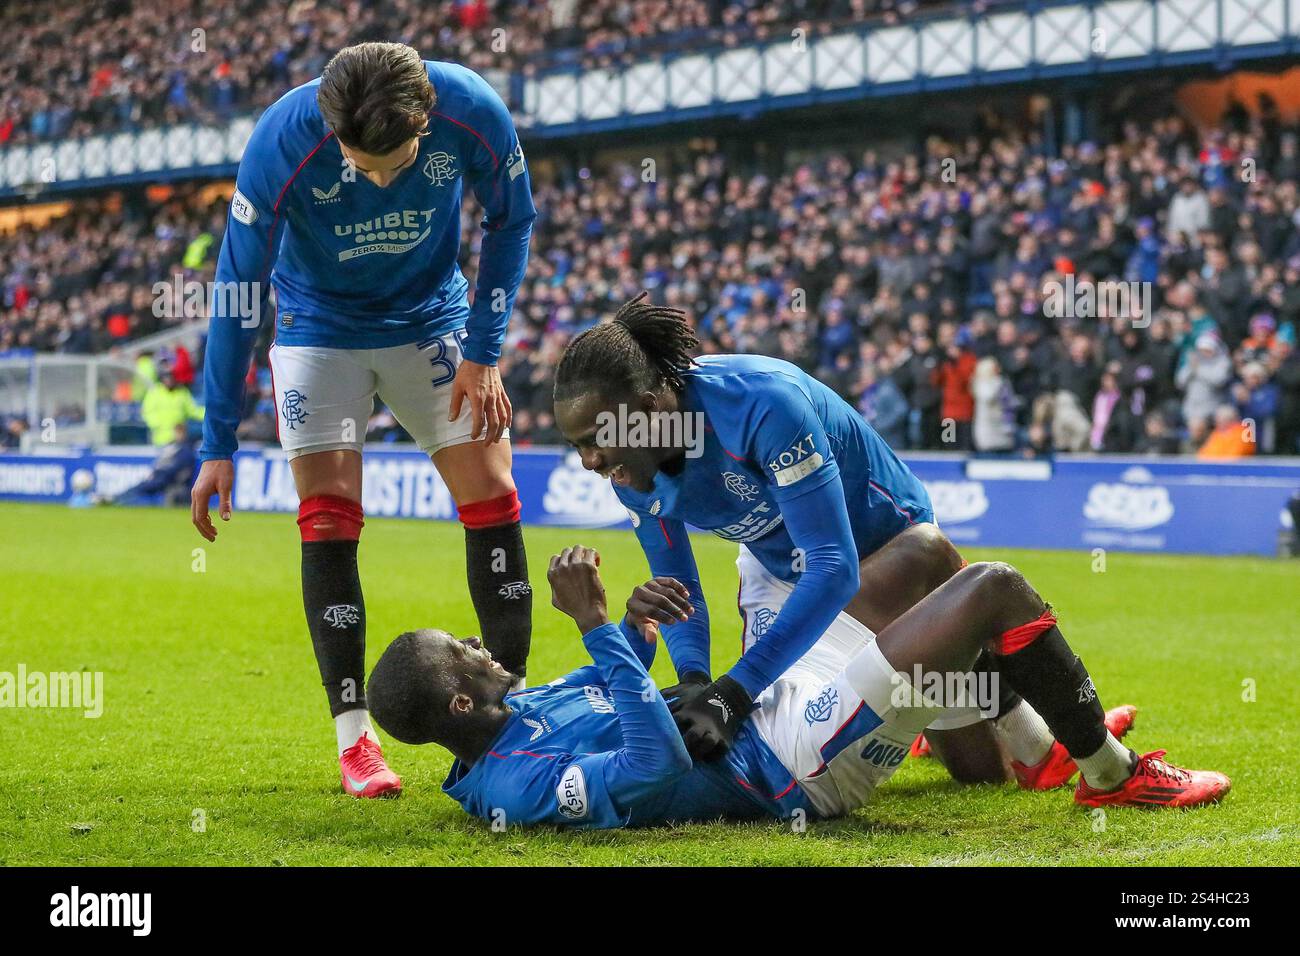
[366,545,1229,829]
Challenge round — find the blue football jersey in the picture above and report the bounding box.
[612,354,933,695]
[615,354,932,574]
[443,623,811,829]
[200,60,536,461]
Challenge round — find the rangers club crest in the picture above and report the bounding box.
[322,605,360,628]
[498,581,532,600]
[1078,677,1097,703]
[804,686,839,724]
[722,472,759,502]
[423,151,458,186]
[280,389,309,429]
[750,606,776,638]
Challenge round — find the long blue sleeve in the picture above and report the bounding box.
[451,72,536,366]
[583,622,691,802]
[727,466,861,698]
[618,615,658,671]
[629,513,711,679]
[199,113,287,461]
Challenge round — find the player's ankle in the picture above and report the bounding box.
[1076,733,1134,791]
[335,708,378,756]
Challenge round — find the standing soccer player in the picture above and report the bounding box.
[190,43,537,798]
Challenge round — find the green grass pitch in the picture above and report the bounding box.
[2,501,1297,866]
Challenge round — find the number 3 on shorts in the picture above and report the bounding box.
[419,329,469,388]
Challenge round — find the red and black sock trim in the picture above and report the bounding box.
[989,606,1107,760]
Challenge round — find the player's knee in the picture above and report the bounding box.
[966,561,1038,621]
[967,561,1020,590]
[458,490,521,529]
[298,494,364,541]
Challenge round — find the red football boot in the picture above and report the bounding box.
[339,735,402,798]
[1013,704,1137,790]
[1075,749,1231,808]
[909,734,931,758]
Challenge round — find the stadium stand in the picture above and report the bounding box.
[4,105,1299,456]
[1,0,964,145]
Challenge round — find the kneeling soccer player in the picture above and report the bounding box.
[367,547,1230,828]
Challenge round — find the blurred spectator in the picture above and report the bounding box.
[1275,341,1300,455]
[896,333,942,449]
[858,363,908,450]
[2,415,28,449]
[140,363,203,446]
[935,327,976,449]
[1176,334,1232,428]
[101,423,197,506]
[236,377,278,443]
[1135,410,1182,455]
[972,357,1015,452]
[1167,176,1210,244]
[1090,366,1139,452]
[1197,404,1257,459]
[1233,362,1279,453]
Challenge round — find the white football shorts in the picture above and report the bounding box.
[269,331,506,459]
[737,543,984,818]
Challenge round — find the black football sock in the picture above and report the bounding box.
[973,648,1023,720]
[989,612,1108,761]
[299,496,367,717]
[978,649,1054,766]
[302,539,367,716]
[463,518,532,679]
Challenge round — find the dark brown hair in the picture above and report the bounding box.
[317,42,434,155]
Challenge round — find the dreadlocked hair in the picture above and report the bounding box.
[554,292,700,402]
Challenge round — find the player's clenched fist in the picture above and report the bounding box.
[191,459,235,542]
[547,546,608,634]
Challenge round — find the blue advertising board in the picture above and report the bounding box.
[1,445,1296,557]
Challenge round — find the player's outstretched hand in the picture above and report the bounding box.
[624,576,693,643]
[547,546,609,635]
[450,359,512,444]
[670,675,754,762]
[191,458,234,542]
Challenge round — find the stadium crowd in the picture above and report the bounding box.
[492,107,1300,458]
[0,195,228,354]
[1,0,974,146]
[3,100,1300,457]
